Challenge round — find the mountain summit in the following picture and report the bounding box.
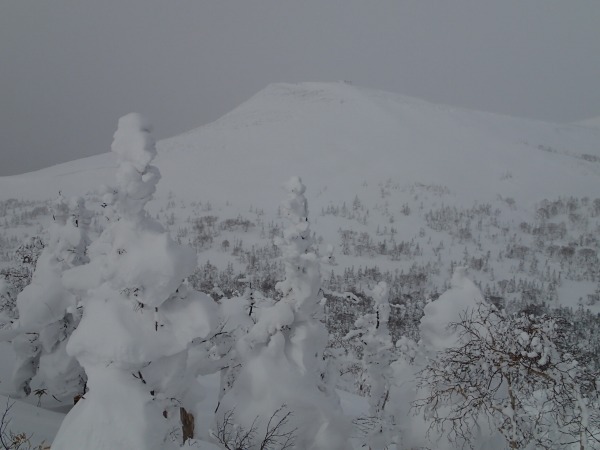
[1,82,599,209]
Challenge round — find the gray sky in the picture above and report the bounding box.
[1,1,599,175]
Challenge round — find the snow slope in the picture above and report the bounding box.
[0,394,63,448]
[575,115,600,129]
[1,82,599,211]
[1,82,600,448]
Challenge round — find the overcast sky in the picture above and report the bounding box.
[1,1,599,175]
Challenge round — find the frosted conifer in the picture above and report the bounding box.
[10,193,91,399]
[217,177,348,450]
[52,114,216,450]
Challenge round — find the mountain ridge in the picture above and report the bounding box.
[1,82,598,210]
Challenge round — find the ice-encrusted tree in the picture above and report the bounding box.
[413,268,600,449]
[9,194,91,400]
[52,114,217,450]
[415,304,600,449]
[216,176,348,450]
[419,267,485,353]
[345,281,397,448]
[0,237,45,329]
[408,268,497,449]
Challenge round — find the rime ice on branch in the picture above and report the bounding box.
[419,266,485,352]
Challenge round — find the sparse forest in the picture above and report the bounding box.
[0,110,599,449]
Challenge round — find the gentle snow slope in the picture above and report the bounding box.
[0,82,598,210]
[575,116,600,129]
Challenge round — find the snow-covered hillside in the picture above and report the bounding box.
[1,82,599,209]
[1,82,600,449]
[2,81,599,311]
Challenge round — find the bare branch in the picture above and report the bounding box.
[212,405,297,450]
[412,304,600,449]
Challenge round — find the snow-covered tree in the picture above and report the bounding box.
[386,268,499,450]
[0,237,45,329]
[385,334,422,449]
[0,279,12,327]
[419,267,485,353]
[345,281,398,448]
[205,291,256,414]
[414,300,600,449]
[51,114,217,450]
[216,176,348,450]
[9,194,91,400]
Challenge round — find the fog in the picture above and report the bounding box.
[1,1,599,175]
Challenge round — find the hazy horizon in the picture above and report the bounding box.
[2,1,599,175]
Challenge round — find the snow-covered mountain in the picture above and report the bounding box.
[1,82,600,449]
[2,81,600,314]
[2,82,599,210]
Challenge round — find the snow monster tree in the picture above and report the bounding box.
[52,114,216,450]
[216,177,349,450]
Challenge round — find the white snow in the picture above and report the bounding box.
[0,83,598,449]
[50,115,218,450]
[420,267,485,351]
[0,394,63,447]
[0,82,598,212]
